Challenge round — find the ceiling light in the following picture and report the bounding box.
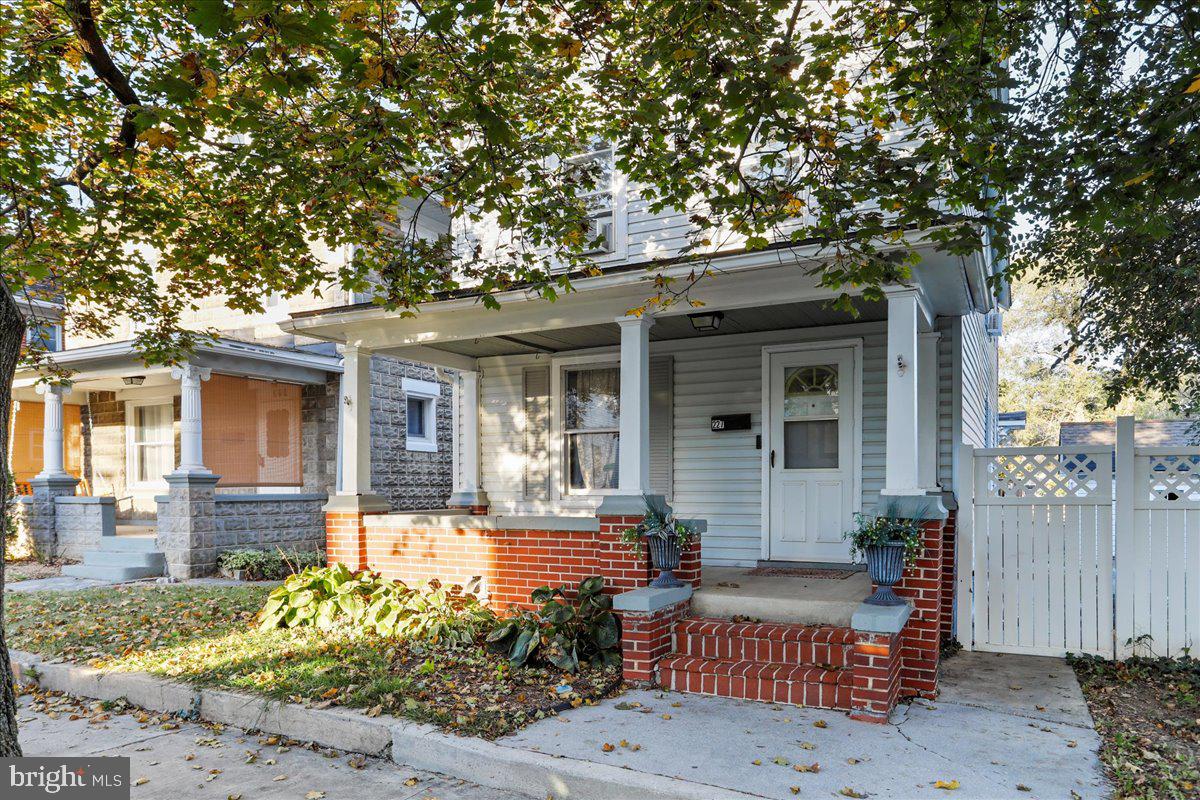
[122,376,146,386]
[687,311,724,333]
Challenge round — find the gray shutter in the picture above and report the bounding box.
[649,356,674,500]
[523,366,551,500]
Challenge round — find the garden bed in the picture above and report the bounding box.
[1070,654,1199,799]
[5,584,620,738]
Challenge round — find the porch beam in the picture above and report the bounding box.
[882,291,924,497]
[338,344,374,496]
[380,345,478,373]
[918,332,941,491]
[170,363,212,476]
[616,314,654,497]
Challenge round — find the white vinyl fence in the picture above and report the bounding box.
[957,417,1200,659]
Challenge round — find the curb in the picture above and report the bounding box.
[9,650,761,800]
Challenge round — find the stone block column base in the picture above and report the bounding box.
[614,586,692,685]
[26,475,80,559]
[849,602,910,723]
[158,472,221,579]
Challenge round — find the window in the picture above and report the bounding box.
[128,401,174,485]
[782,364,840,469]
[25,322,61,352]
[564,366,620,491]
[402,377,439,452]
[565,140,616,254]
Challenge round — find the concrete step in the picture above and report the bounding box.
[98,536,159,553]
[674,617,854,667]
[657,655,852,710]
[81,549,166,570]
[62,563,164,582]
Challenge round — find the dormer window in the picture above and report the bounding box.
[25,321,62,352]
[566,140,616,255]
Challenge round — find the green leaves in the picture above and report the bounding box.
[487,576,620,672]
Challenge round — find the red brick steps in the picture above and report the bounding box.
[656,617,855,710]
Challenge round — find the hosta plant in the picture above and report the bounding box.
[258,563,494,644]
[486,576,621,672]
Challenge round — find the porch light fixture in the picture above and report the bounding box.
[687,310,724,333]
[122,375,146,386]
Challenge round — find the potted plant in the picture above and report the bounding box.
[843,510,925,606]
[620,496,700,588]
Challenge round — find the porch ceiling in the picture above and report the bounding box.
[413,296,887,359]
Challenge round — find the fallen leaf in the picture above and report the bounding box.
[790,788,800,795]
[134,777,149,786]
[272,775,287,782]
[403,777,420,787]
[847,757,862,765]
[1067,740,1077,748]
[227,795,241,800]
[601,743,615,753]
[661,713,672,720]
[794,763,820,773]
[306,792,326,800]
[813,720,828,729]
[773,757,790,766]
[799,742,816,750]
[1016,785,1032,792]
[934,780,960,790]
[752,759,762,766]
[840,788,867,798]
[365,705,382,718]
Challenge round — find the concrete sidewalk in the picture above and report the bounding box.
[17,690,521,800]
[498,651,1109,800]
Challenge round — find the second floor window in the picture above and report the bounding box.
[25,322,62,352]
[566,141,616,254]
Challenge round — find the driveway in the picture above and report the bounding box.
[499,651,1109,799]
[16,689,522,800]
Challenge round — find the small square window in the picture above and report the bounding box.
[402,377,439,452]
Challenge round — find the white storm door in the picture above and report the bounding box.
[767,347,857,562]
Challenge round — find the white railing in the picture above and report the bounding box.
[958,418,1200,659]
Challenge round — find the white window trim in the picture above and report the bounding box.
[25,321,63,352]
[403,377,440,453]
[124,398,176,490]
[561,144,628,266]
[549,352,622,499]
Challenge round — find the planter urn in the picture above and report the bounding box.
[863,542,907,606]
[645,530,685,588]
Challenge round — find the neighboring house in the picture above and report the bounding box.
[998,410,1027,445]
[9,235,455,580]
[282,156,1006,721]
[1059,419,1200,448]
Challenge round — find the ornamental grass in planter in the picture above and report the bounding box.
[843,509,925,606]
[618,495,700,588]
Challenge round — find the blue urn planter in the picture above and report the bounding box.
[645,530,685,588]
[863,542,907,606]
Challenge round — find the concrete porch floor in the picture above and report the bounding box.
[692,566,872,626]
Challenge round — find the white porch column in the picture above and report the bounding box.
[338,343,373,496]
[170,363,212,475]
[34,383,71,480]
[616,314,654,498]
[448,369,489,510]
[917,332,941,491]
[882,291,924,497]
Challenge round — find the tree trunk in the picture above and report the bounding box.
[0,280,26,756]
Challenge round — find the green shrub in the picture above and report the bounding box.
[258,564,494,644]
[486,576,620,672]
[217,548,324,581]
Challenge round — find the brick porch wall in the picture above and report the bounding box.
[939,510,957,643]
[889,518,945,698]
[619,598,692,684]
[848,630,903,723]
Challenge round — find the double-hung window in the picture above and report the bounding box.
[563,366,620,491]
[565,140,616,254]
[402,377,439,452]
[128,401,174,485]
[25,322,62,352]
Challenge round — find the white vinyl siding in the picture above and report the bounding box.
[956,312,999,450]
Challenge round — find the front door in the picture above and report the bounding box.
[767,347,857,562]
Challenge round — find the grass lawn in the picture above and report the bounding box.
[1071,654,1200,799]
[5,584,620,738]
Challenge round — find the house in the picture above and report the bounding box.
[282,173,1006,721]
[998,410,1027,444]
[1060,419,1200,448]
[9,250,455,580]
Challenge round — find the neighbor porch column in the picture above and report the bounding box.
[882,290,924,497]
[448,369,489,512]
[324,342,390,573]
[917,332,941,492]
[616,314,654,498]
[34,383,72,481]
[170,363,211,475]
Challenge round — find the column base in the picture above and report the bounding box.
[447,489,490,514]
[596,493,666,517]
[29,474,80,494]
[874,493,948,520]
[323,493,392,514]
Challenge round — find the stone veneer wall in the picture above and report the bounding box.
[212,494,327,552]
[301,379,339,495]
[52,496,115,558]
[369,356,454,511]
[84,391,126,500]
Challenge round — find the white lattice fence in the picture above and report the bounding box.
[958,446,1115,657]
[1117,448,1200,658]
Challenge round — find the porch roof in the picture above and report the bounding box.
[283,238,993,371]
[12,337,341,404]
